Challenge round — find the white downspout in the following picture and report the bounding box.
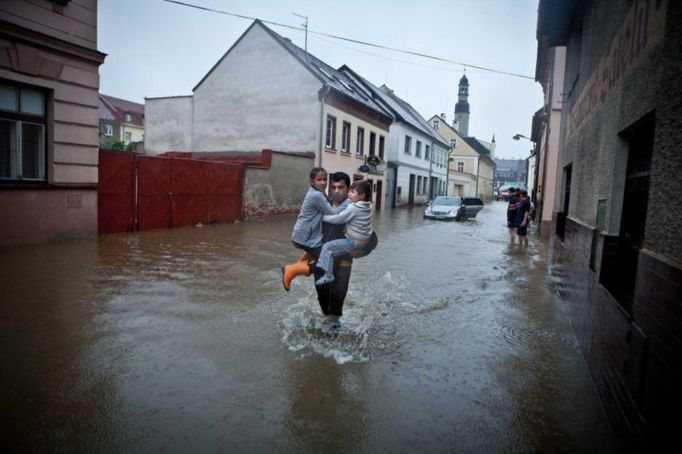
[318,85,331,167]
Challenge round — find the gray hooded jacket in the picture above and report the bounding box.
[291,187,346,248]
[322,200,373,240]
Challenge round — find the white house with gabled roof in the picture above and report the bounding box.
[341,66,449,207]
[145,20,393,209]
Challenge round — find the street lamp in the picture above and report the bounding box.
[513,133,532,142]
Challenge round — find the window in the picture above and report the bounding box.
[0,81,46,181]
[404,135,412,154]
[124,131,132,143]
[356,127,365,156]
[341,121,351,152]
[325,115,336,149]
[379,135,385,160]
[104,124,113,136]
[417,175,422,194]
[457,161,464,172]
[433,119,439,130]
[425,144,430,160]
[450,138,457,148]
[369,131,376,156]
[125,113,132,122]
[415,140,422,158]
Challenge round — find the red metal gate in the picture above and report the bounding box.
[98,151,244,234]
[98,151,135,234]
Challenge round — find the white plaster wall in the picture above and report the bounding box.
[192,24,321,152]
[145,97,193,154]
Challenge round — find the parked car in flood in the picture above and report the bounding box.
[424,196,466,221]
[462,197,484,218]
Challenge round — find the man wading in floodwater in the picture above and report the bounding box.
[314,172,378,332]
[281,171,378,332]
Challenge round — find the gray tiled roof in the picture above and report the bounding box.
[257,22,391,121]
[340,66,448,147]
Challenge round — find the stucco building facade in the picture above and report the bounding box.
[538,0,681,449]
[0,0,105,245]
[145,20,392,208]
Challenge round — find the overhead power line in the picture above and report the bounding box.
[160,0,535,80]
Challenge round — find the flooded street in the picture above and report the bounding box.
[2,202,615,452]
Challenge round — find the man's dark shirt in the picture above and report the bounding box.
[507,195,519,225]
[315,198,377,316]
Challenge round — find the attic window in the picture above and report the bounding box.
[318,67,333,80]
[125,113,132,122]
[337,77,354,92]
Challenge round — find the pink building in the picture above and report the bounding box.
[0,0,105,245]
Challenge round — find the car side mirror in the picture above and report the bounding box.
[427,201,432,206]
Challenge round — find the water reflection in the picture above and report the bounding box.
[286,357,367,452]
[1,202,615,451]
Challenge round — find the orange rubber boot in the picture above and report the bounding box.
[281,253,311,291]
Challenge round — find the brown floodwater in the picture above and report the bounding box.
[1,202,615,452]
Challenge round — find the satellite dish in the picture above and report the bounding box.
[376,163,386,172]
[358,164,370,173]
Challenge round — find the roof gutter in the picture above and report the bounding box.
[318,84,332,167]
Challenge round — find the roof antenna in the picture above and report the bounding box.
[292,13,308,52]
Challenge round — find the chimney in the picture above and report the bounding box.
[490,134,496,157]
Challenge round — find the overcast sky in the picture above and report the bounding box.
[99,0,543,159]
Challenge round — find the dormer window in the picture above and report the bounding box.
[125,113,132,122]
[433,119,439,130]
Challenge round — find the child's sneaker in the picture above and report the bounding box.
[315,274,335,286]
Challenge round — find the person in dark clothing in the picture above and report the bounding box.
[314,172,377,331]
[515,190,532,246]
[506,187,519,243]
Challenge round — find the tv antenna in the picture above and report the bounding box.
[292,12,308,52]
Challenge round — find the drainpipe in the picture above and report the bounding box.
[428,140,434,199]
[318,84,331,168]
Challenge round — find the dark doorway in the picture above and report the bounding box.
[408,174,415,206]
[375,180,383,211]
[616,113,654,311]
[556,164,572,240]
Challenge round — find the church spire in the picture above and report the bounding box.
[454,71,470,137]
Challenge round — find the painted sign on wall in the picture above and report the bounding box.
[566,0,668,140]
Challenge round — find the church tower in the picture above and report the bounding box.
[454,73,470,137]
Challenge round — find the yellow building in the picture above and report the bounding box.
[99,94,145,149]
[428,115,496,201]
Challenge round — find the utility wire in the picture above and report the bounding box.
[160,0,535,80]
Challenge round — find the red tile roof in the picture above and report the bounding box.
[99,94,144,126]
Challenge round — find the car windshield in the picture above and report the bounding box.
[432,197,460,206]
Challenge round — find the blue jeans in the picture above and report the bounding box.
[316,237,366,279]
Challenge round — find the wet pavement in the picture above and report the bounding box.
[1,201,615,452]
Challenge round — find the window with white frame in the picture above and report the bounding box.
[433,119,439,130]
[341,121,351,152]
[124,131,132,143]
[450,138,457,148]
[325,115,336,149]
[404,135,412,154]
[125,113,132,122]
[356,127,365,156]
[425,144,430,160]
[457,161,465,172]
[415,140,422,158]
[104,124,113,136]
[0,81,46,181]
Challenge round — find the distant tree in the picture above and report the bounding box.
[110,141,126,151]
